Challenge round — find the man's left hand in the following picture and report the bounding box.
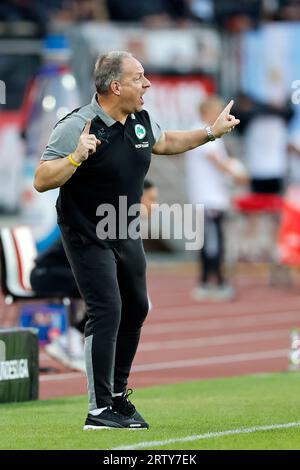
[212,100,240,138]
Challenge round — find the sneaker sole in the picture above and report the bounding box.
[83,425,148,430]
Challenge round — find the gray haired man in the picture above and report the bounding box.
[34,51,239,429]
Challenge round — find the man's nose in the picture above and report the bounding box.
[143,76,151,88]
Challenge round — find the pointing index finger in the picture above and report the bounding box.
[82,119,91,135]
[223,99,234,115]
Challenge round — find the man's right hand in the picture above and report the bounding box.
[73,120,101,164]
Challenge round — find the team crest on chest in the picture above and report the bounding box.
[135,124,146,140]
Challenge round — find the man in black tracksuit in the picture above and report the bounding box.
[34,51,239,429]
[29,180,158,370]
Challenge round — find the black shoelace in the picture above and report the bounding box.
[115,389,136,414]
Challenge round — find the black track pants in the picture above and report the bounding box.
[59,224,149,409]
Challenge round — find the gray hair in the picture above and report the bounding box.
[94,51,133,95]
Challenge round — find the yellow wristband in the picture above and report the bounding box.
[68,154,82,168]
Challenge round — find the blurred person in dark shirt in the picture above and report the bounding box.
[105,0,191,24]
[0,0,49,36]
[213,0,261,31]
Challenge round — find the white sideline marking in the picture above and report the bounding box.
[113,421,300,450]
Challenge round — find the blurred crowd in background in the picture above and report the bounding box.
[1,0,300,32]
[1,0,300,267]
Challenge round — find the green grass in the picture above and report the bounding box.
[1,372,300,450]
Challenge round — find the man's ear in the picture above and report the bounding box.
[111,80,121,96]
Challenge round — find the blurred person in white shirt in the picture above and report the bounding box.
[235,93,293,194]
[186,96,248,301]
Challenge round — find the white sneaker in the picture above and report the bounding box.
[67,327,85,359]
[45,330,85,371]
[289,348,300,371]
[191,285,213,301]
[192,284,236,302]
[68,357,86,372]
[45,336,71,367]
[211,284,236,301]
[67,327,85,371]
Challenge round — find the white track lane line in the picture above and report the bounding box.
[148,300,300,318]
[143,310,300,335]
[138,329,289,351]
[40,372,84,382]
[113,421,300,450]
[40,328,288,361]
[40,348,287,381]
[131,349,287,372]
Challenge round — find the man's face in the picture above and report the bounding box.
[118,57,151,113]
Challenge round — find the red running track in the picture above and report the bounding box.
[39,263,300,400]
